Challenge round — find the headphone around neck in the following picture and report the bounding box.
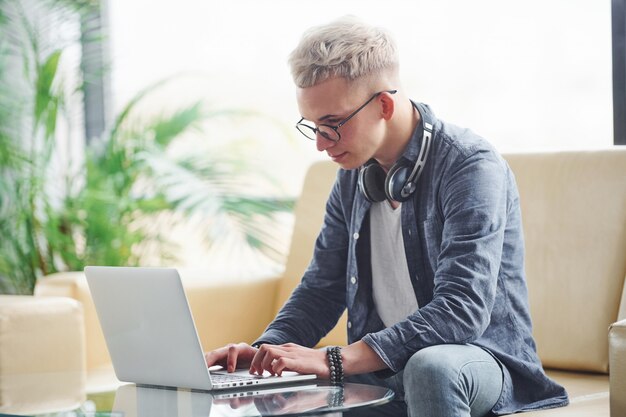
[357,102,433,203]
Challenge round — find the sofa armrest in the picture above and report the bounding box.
[609,318,626,416]
[0,295,86,414]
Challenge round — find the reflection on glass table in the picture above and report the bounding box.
[111,382,394,417]
[0,368,394,417]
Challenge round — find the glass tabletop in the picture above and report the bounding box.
[1,380,395,417]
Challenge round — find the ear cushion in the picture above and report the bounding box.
[358,163,387,202]
[385,159,413,202]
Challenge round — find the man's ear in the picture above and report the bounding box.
[380,92,395,120]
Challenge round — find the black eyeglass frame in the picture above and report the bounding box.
[295,89,398,142]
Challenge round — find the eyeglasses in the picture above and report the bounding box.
[295,90,398,142]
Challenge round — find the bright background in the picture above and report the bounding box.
[105,0,613,271]
[0,0,615,292]
[109,0,612,159]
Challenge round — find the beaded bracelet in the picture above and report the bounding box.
[326,346,344,386]
[327,388,345,408]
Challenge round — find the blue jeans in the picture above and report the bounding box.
[344,344,503,417]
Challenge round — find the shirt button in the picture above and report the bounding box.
[408,229,412,237]
[353,232,359,240]
[350,276,357,285]
[347,321,352,329]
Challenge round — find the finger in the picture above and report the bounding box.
[251,344,292,374]
[230,398,242,409]
[271,394,288,408]
[250,345,267,375]
[228,397,253,409]
[260,348,276,376]
[272,356,294,376]
[204,351,216,367]
[259,345,291,375]
[204,348,227,367]
[227,344,239,373]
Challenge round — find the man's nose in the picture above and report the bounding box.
[316,134,335,152]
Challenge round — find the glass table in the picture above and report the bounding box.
[1,379,395,417]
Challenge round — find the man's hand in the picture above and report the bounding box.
[250,343,329,377]
[208,340,388,378]
[204,342,258,373]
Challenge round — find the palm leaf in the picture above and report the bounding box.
[151,101,203,148]
[34,48,61,129]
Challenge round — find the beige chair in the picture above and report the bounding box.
[0,295,86,414]
[34,148,626,416]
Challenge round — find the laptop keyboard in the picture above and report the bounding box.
[211,372,263,387]
[212,373,255,383]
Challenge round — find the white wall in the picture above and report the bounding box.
[109,0,613,156]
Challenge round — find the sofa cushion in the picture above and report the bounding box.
[520,370,609,416]
[504,149,626,373]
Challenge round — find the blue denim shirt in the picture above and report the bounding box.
[257,104,568,414]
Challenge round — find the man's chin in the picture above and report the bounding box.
[329,154,365,170]
[335,161,362,170]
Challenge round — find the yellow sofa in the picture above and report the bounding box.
[30,149,626,416]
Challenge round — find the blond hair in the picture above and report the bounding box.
[288,16,399,88]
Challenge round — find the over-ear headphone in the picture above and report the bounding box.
[357,102,433,203]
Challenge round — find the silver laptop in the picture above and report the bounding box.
[85,266,317,391]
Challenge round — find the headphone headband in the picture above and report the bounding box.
[389,102,433,199]
[359,101,434,203]
[395,120,433,199]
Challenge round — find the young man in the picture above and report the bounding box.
[205,17,568,416]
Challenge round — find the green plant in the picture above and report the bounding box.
[0,1,295,294]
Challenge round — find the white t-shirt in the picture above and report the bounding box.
[370,201,419,327]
